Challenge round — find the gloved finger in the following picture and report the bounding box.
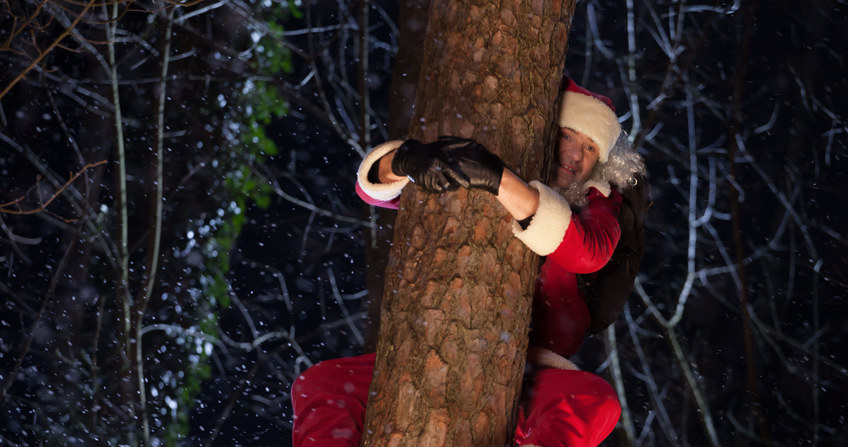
[418,180,450,194]
[438,153,473,187]
[415,171,449,193]
[442,163,471,188]
[424,151,466,181]
[442,181,460,191]
[429,167,468,193]
[436,135,475,152]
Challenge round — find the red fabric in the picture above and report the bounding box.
[545,188,622,275]
[292,354,621,447]
[531,187,622,358]
[291,354,375,447]
[531,260,591,357]
[355,181,401,209]
[564,77,616,113]
[515,368,622,447]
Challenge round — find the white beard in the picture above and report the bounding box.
[553,182,588,207]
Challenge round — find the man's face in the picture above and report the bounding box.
[553,127,600,188]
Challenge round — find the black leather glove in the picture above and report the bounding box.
[391,138,469,193]
[447,140,504,195]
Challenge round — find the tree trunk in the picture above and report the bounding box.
[362,2,576,446]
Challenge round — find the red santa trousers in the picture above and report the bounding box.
[291,353,620,447]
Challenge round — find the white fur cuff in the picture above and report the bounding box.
[512,181,572,256]
[356,140,409,202]
[527,347,580,371]
[583,178,611,197]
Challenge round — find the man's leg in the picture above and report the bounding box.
[515,368,621,447]
[291,353,376,447]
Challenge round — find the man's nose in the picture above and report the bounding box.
[562,140,582,162]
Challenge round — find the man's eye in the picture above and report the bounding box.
[585,145,596,152]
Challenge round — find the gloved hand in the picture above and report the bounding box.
[391,138,470,193]
[447,139,504,195]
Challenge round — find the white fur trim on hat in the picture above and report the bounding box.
[583,178,612,198]
[512,181,572,256]
[558,90,621,163]
[356,140,409,202]
[527,347,580,371]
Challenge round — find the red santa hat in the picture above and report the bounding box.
[557,78,621,163]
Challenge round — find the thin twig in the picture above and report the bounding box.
[0,160,107,216]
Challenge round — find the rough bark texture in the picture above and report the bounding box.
[362,1,576,446]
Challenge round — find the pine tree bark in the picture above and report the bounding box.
[362,1,576,446]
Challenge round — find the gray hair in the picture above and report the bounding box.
[594,131,646,191]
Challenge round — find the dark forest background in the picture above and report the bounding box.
[1,0,846,446]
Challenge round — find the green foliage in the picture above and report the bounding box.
[232,0,297,210]
[164,316,215,446]
[162,2,298,446]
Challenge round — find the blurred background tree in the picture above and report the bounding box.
[1,0,846,446]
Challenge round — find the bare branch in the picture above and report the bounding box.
[0,159,107,217]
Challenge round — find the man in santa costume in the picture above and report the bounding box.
[290,77,646,447]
